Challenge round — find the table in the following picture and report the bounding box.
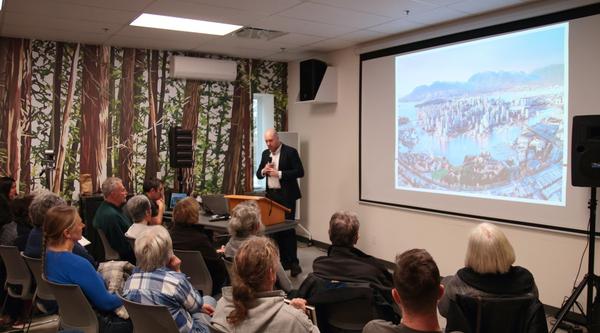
[196,215,298,235]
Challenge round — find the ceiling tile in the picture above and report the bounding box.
[337,30,388,43]
[53,0,154,12]
[447,0,523,14]
[177,0,303,16]
[269,33,326,47]
[409,6,468,25]
[309,0,438,18]
[255,15,356,38]
[368,19,425,34]
[117,25,217,44]
[204,35,289,52]
[4,0,138,24]
[302,37,355,52]
[1,23,109,45]
[107,34,201,51]
[276,2,392,29]
[3,12,123,35]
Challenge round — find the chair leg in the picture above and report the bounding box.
[24,293,36,333]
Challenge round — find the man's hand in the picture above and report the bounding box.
[202,303,215,316]
[167,255,181,272]
[289,298,307,312]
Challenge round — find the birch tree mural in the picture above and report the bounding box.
[0,36,287,200]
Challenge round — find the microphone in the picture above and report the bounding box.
[267,156,272,164]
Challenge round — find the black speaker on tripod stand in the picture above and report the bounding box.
[551,115,600,332]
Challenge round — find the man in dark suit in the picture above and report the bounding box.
[256,128,304,277]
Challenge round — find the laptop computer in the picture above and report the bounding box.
[201,194,229,216]
[169,192,188,210]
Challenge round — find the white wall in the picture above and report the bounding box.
[287,13,600,309]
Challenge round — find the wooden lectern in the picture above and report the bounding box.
[224,195,291,226]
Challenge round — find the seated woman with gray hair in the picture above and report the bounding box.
[438,222,540,317]
[124,195,155,239]
[123,226,216,333]
[224,201,292,292]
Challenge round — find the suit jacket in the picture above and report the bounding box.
[256,143,304,201]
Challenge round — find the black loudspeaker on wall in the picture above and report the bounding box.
[572,115,600,187]
[299,59,327,101]
[169,126,194,168]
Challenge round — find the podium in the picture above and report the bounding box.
[224,195,290,226]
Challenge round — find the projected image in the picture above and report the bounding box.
[395,23,568,205]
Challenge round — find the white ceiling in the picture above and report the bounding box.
[0,0,590,61]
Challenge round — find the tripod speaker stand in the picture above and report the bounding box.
[550,186,600,333]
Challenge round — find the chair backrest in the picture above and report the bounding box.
[222,256,234,284]
[96,228,120,261]
[174,249,213,295]
[297,274,376,333]
[447,294,548,333]
[0,245,33,299]
[324,288,375,332]
[43,276,99,333]
[21,253,54,302]
[118,295,179,333]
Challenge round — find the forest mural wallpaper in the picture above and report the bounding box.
[0,37,288,201]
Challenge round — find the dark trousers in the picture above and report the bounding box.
[266,189,299,266]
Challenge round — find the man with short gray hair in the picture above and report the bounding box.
[311,211,396,320]
[93,177,134,263]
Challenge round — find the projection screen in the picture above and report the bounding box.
[360,5,600,233]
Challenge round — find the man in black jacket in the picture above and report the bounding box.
[256,128,304,276]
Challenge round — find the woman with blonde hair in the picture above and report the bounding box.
[438,222,539,317]
[211,237,318,332]
[43,205,131,333]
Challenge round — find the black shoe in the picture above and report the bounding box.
[290,263,302,277]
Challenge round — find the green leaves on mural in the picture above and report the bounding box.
[0,37,287,200]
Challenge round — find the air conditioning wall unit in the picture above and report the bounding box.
[169,55,238,81]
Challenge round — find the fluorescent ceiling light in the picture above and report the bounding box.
[0,0,3,10]
[131,13,242,36]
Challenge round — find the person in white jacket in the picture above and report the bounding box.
[211,236,319,333]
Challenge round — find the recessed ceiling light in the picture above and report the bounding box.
[130,13,242,36]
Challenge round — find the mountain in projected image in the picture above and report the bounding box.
[399,64,563,102]
[395,65,567,206]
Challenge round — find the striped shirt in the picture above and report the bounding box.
[123,267,207,333]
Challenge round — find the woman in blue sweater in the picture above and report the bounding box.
[43,205,131,333]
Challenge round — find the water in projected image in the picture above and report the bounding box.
[395,23,568,205]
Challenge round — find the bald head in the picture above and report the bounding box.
[264,128,281,153]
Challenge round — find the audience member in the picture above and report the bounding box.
[123,226,216,333]
[44,205,132,333]
[93,177,134,263]
[0,177,20,333]
[224,201,291,292]
[363,249,443,333]
[0,194,34,250]
[211,237,318,333]
[310,211,396,318]
[124,195,154,239]
[169,197,226,295]
[0,176,17,229]
[24,190,96,267]
[438,222,539,317]
[142,178,165,225]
